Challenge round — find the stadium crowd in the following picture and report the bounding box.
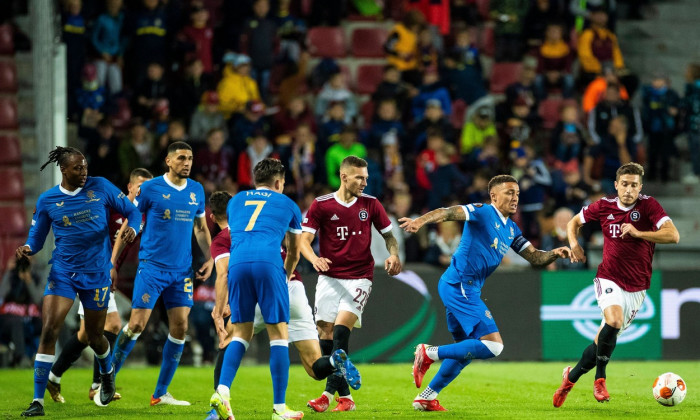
[2,0,699,367]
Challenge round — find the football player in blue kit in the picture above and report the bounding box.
[18,147,141,417]
[111,141,213,406]
[399,175,571,411]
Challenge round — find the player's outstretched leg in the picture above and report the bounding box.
[331,349,361,390]
[21,354,55,417]
[553,366,575,408]
[112,325,141,374]
[307,339,334,413]
[209,390,234,420]
[553,342,596,407]
[593,324,618,402]
[413,358,469,411]
[47,333,87,403]
[413,344,434,388]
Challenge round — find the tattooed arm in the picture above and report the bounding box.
[382,230,402,275]
[398,206,467,233]
[519,244,571,268]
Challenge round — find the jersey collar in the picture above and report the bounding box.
[59,184,83,196]
[163,174,188,191]
[489,204,509,225]
[333,191,357,208]
[615,197,636,212]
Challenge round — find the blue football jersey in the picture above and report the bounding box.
[137,175,206,272]
[446,203,531,288]
[25,177,141,272]
[227,188,302,266]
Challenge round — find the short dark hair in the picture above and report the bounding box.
[129,167,153,182]
[167,141,192,154]
[254,158,286,186]
[210,191,233,219]
[616,162,644,181]
[488,174,518,192]
[340,156,368,170]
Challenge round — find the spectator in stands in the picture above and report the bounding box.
[588,83,643,145]
[500,95,537,151]
[229,99,269,156]
[189,90,227,143]
[275,0,307,64]
[147,98,171,137]
[278,51,310,108]
[442,49,487,107]
[126,0,169,86]
[83,118,121,185]
[415,129,445,191]
[550,160,591,213]
[410,99,455,151]
[237,132,278,189]
[309,0,345,26]
[490,0,530,62]
[273,97,316,146]
[177,3,214,74]
[367,99,406,153]
[91,0,125,96]
[385,10,424,86]
[505,57,540,111]
[474,136,501,174]
[427,144,470,210]
[642,73,680,183]
[193,128,235,195]
[412,70,452,121]
[682,63,700,184]
[466,170,492,203]
[314,71,357,124]
[170,58,214,122]
[523,0,567,48]
[425,220,462,266]
[381,130,407,193]
[511,145,552,243]
[577,7,625,87]
[62,0,87,119]
[0,257,43,367]
[535,22,575,99]
[372,65,415,120]
[569,0,617,33]
[290,123,317,198]
[325,125,367,189]
[584,115,635,193]
[118,117,154,182]
[417,25,439,71]
[151,120,189,174]
[460,106,497,165]
[549,102,586,168]
[134,61,168,119]
[541,207,586,270]
[451,0,480,27]
[241,0,278,102]
[316,101,346,181]
[582,64,629,113]
[75,63,106,127]
[217,52,261,118]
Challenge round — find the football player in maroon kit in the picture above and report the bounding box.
[301,156,402,412]
[553,162,680,407]
[46,168,152,404]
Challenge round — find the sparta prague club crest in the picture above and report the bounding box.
[358,209,369,221]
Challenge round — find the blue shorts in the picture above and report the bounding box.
[132,263,194,310]
[46,268,111,311]
[228,261,289,324]
[438,277,498,342]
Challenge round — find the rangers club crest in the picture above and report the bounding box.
[630,210,640,222]
[358,209,369,221]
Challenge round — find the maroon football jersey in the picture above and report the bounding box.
[108,209,144,272]
[580,195,670,292]
[302,193,392,280]
[211,227,301,282]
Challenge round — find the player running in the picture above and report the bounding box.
[205,190,360,420]
[18,147,141,416]
[553,163,679,407]
[46,168,152,404]
[400,174,571,411]
[301,155,402,412]
[111,142,213,406]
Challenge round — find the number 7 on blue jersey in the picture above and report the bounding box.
[244,200,266,231]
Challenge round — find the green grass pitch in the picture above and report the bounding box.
[1,361,697,419]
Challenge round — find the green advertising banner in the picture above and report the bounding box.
[541,271,661,360]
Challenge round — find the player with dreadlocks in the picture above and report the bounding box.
[18,146,142,417]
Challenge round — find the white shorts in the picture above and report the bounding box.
[254,280,318,343]
[314,275,372,329]
[594,278,646,334]
[78,291,118,318]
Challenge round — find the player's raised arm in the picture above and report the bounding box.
[300,231,331,272]
[620,219,680,243]
[566,212,586,263]
[399,205,466,233]
[519,244,571,267]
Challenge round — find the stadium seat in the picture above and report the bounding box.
[538,98,564,130]
[0,167,24,201]
[0,97,18,129]
[476,0,491,20]
[0,25,13,55]
[450,99,468,129]
[0,61,17,93]
[0,204,26,237]
[480,24,495,57]
[351,27,388,58]
[0,237,24,271]
[0,135,21,165]
[359,100,375,129]
[308,27,346,58]
[489,62,522,94]
[355,64,384,95]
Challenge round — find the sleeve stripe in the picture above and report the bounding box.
[578,211,586,224]
[380,224,393,234]
[655,216,671,230]
[196,212,206,218]
[301,226,316,234]
[466,204,474,212]
[517,241,532,253]
[462,205,470,220]
[288,227,302,234]
[214,253,230,264]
